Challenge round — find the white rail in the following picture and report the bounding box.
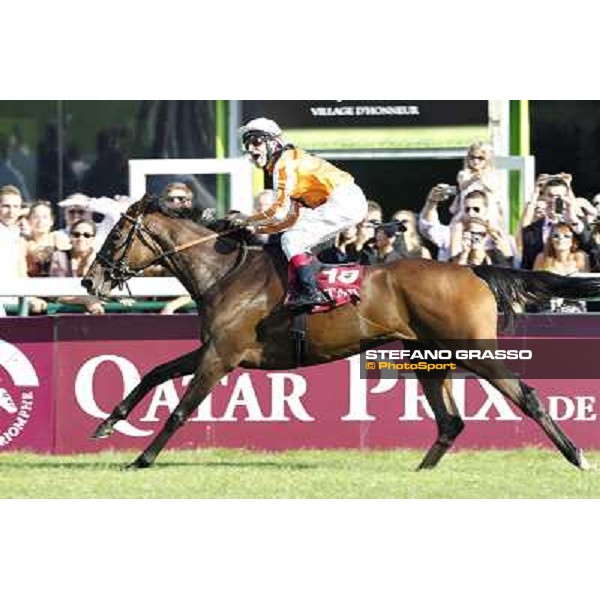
[0,277,188,298]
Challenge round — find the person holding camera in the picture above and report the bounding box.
[554,173,597,224]
[419,184,492,261]
[516,174,552,243]
[348,200,383,265]
[318,200,383,265]
[390,210,431,259]
[317,224,361,264]
[520,175,588,270]
[452,216,514,267]
[450,189,517,264]
[373,223,404,264]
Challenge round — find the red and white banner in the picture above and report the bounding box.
[1,315,599,453]
[0,319,54,452]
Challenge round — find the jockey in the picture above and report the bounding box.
[237,117,368,310]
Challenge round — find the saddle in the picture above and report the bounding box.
[288,261,364,366]
[260,242,364,314]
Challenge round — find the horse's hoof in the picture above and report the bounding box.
[122,457,152,471]
[91,422,113,439]
[577,449,591,471]
[416,462,435,471]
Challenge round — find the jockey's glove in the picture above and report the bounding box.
[228,216,248,228]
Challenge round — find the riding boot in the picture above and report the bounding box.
[286,258,330,310]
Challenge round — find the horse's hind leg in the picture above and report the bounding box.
[92,347,202,440]
[126,343,236,469]
[461,358,589,470]
[515,379,588,469]
[415,370,464,470]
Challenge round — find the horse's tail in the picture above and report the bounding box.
[471,265,600,330]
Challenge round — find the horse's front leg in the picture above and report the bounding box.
[125,343,237,469]
[92,347,202,440]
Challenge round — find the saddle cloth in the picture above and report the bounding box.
[297,262,364,314]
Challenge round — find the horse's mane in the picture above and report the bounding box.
[142,196,258,245]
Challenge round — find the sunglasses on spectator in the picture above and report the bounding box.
[470,232,486,243]
[551,232,573,240]
[168,195,189,202]
[71,231,94,238]
[465,206,482,213]
[468,155,486,161]
[68,208,87,215]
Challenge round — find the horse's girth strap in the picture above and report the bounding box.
[291,313,308,368]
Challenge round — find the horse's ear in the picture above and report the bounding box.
[139,193,153,207]
[128,193,153,216]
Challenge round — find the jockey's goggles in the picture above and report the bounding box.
[242,133,268,150]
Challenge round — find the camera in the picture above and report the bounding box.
[444,185,458,198]
[377,220,407,238]
[554,196,564,214]
[436,184,457,201]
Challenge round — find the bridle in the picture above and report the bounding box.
[96,208,246,294]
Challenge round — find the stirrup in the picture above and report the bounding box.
[286,288,330,310]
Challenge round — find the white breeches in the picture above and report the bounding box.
[280,182,368,259]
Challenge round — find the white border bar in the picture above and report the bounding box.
[128,157,254,214]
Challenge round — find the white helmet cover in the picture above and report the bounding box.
[239,117,283,147]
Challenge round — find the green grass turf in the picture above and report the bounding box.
[1,448,600,499]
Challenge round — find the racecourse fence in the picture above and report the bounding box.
[0,277,190,316]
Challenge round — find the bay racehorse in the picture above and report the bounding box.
[82,196,600,470]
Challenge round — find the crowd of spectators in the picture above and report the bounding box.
[309,142,600,314]
[0,181,205,316]
[3,141,600,316]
